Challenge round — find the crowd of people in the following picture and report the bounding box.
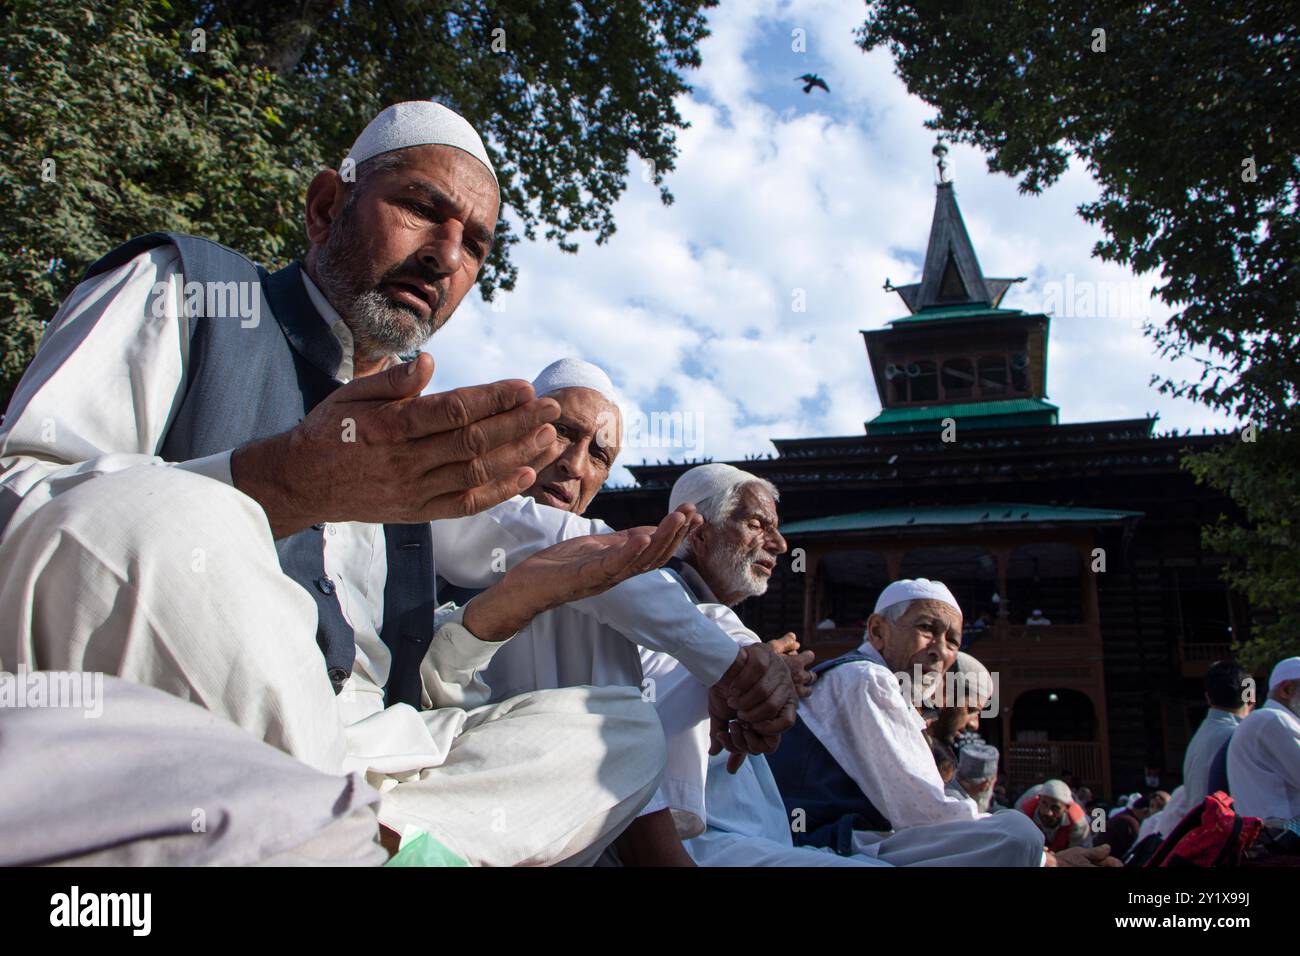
[0,101,1296,868]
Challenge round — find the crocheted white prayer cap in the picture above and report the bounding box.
[1269,656,1300,691]
[873,578,961,616]
[669,463,760,513]
[957,742,999,781]
[953,651,994,708]
[344,101,497,187]
[532,358,616,402]
[1041,779,1073,803]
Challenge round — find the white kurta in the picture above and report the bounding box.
[427,551,751,835]
[0,245,470,770]
[1183,708,1242,803]
[797,640,982,828]
[1226,700,1300,821]
[429,499,741,690]
[639,567,1044,866]
[1155,707,1242,835]
[0,245,665,865]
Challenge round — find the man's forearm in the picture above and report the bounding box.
[230,432,317,539]
[462,586,534,644]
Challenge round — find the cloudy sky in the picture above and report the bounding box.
[426,0,1237,486]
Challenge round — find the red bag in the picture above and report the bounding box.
[1144,792,1263,867]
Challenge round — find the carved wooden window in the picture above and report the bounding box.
[941,358,975,399]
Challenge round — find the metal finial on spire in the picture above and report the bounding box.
[932,139,951,184]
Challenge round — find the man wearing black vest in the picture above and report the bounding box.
[0,101,685,865]
[768,577,1118,866]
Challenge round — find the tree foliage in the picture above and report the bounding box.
[1,0,715,404]
[859,1,1298,670]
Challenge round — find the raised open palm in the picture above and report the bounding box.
[463,505,701,642]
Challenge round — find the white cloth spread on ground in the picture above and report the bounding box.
[0,675,386,867]
[797,639,983,828]
[1226,700,1300,821]
[0,245,662,866]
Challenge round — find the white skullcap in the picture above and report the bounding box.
[1268,656,1300,691]
[957,742,999,781]
[953,651,994,708]
[669,463,762,513]
[344,101,497,187]
[873,578,961,616]
[532,358,616,402]
[1041,779,1073,804]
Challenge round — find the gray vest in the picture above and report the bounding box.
[81,232,437,705]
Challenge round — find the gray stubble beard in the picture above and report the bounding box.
[313,199,439,357]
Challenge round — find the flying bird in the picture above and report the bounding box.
[796,73,829,94]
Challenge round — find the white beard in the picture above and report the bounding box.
[710,545,769,602]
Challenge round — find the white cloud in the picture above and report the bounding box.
[425,0,1236,486]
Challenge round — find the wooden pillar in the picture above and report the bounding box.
[1080,536,1100,627]
[994,546,1010,620]
[886,547,903,581]
[1081,533,1111,794]
[802,547,821,645]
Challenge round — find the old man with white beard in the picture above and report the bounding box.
[0,102,679,866]
[634,465,1054,866]
[767,578,1119,866]
[427,360,799,864]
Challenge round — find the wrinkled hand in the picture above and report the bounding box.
[232,353,561,538]
[464,506,702,642]
[770,632,817,699]
[1046,845,1123,868]
[708,642,798,773]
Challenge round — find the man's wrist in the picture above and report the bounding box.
[231,431,316,539]
[462,589,529,643]
[718,646,746,688]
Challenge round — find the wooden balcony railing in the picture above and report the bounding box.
[1180,642,1232,663]
[1005,741,1103,793]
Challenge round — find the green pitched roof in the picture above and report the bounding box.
[866,398,1058,435]
[783,503,1143,536]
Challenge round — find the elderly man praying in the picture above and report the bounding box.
[626,465,1038,867]
[427,361,800,865]
[767,577,1117,866]
[0,101,687,866]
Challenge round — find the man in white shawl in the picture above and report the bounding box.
[428,359,799,864]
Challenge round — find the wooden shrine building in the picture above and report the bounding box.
[588,152,1248,799]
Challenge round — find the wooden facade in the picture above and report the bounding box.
[587,172,1246,799]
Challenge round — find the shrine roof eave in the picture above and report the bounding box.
[780,502,1144,537]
